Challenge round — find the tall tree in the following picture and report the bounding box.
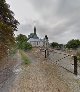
[66,39,80,49]
[16,34,32,50]
[50,42,59,48]
[0,0,19,59]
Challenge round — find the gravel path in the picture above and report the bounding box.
[1,49,71,92]
[49,50,80,75]
[0,48,80,92]
[0,51,22,92]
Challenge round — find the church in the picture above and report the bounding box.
[27,26,49,47]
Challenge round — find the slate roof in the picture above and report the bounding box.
[28,33,39,39]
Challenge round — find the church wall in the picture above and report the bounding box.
[30,41,43,47]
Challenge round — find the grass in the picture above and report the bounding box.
[19,50,30,64]
[77,52,80,61]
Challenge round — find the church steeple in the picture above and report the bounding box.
[34,26,36,35]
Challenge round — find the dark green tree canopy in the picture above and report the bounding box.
[16,34,28,43]
[50,42,59,48]
[16,34,32,50]
[66,39,80,49]
[50,42,64,49]
[0,0,19,30]
[0,0,19,59]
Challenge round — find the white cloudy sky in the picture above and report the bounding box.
[6,0,80,44]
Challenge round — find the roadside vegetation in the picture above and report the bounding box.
[19,50,30,64]
[16,34,32,64]
[66,39,80,61]
[77,51,80,61]
[50,42,64,50]
[0,0,19,60]
[16,34,32,51]
[66,39,80,49]
[0,1,32,61]
[50,39,80,61]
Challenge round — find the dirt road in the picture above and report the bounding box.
[0,49,80,92]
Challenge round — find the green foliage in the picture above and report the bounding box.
[50,42,64,50]
[9,44,18,56]
[0,0,19,60]
[66,39,80,49]
[76,50,80,61]
[16,34,28,42]
[23,42,32,50]
[16,34,32,50]
[59,44,64,48]
[77,55,80,61]
[19,50,30,64]
[0,0,19,30]
[50,42,59,48]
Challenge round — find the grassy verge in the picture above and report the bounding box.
[77,56,80,61]
[19,50,30,64]
[77,52,80,61]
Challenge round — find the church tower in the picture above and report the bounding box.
[34,26,36,35]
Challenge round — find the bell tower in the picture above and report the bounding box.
[34,26,36,35]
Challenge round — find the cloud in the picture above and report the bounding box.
[57,0,80,17]
[7,0,80,44]
[28,0,80,43]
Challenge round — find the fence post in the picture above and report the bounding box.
[45,49,47,58]
[47,49,49,56]
[74,56,77,75]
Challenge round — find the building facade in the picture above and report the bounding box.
[27,26,49,47]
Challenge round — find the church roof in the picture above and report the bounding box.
[28,33,39,39]
[28,38,43,42]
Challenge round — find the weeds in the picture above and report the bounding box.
[19,50,30,64]
[77,51,80,61]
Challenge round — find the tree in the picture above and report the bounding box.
[66,39,80,49]
[16,34,32,50]
[0,0,19,59]
[50,42,59,48]
[23,42,32,50]
[58,44,64,48]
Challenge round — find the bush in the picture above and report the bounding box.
[16,34,32,51]
[24,42,32,50]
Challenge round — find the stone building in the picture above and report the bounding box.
[27,26,49,47]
